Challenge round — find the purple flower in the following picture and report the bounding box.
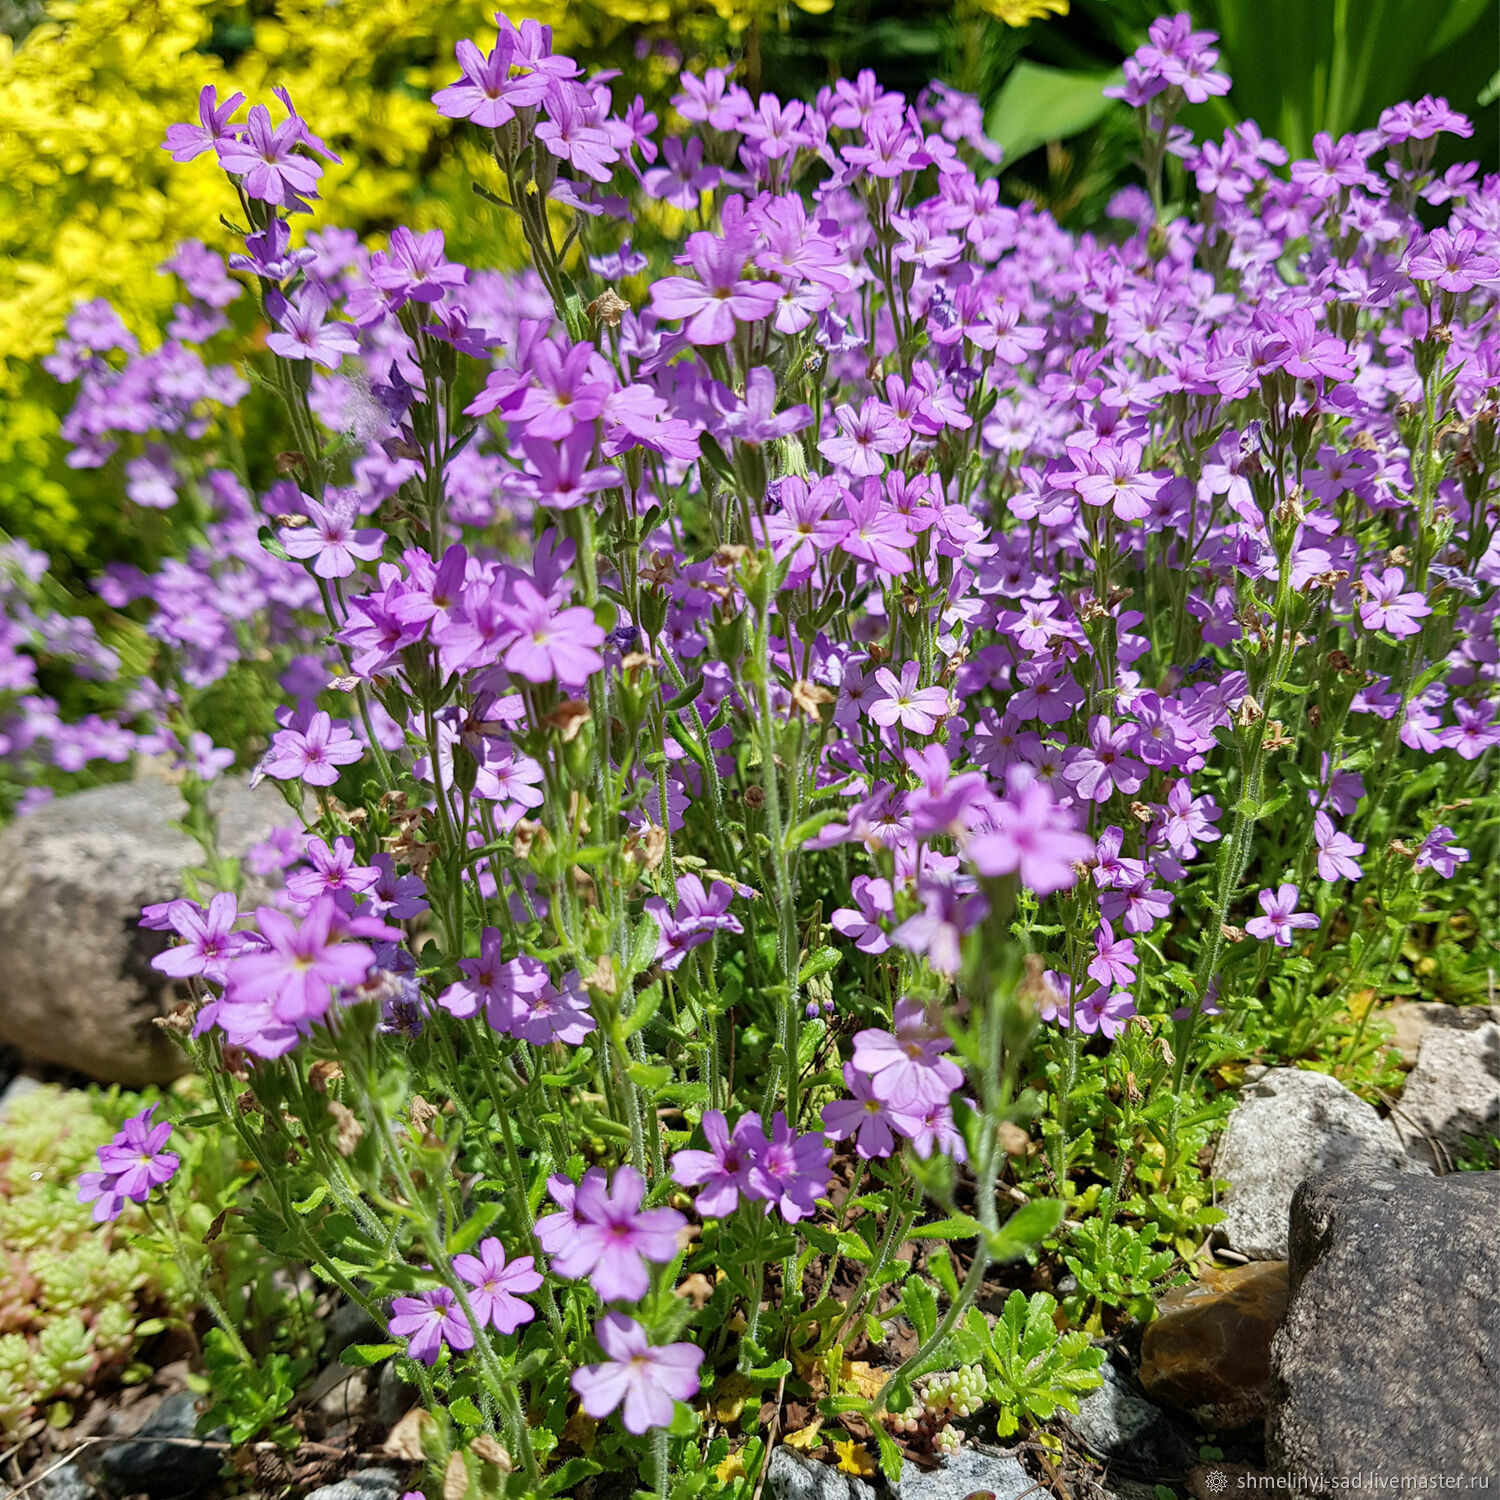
[1441,700,1500,760]
[649,235,779,346]
[150,891,247,983]
[535,1165,685,1302]
[285,836,382,908]
[819,398,908,478]
[265,290,359,370]
[499,579,605,685]
[1068,441,1163,522]
[852,998,963,1113]
[965,771,1093,896]
[867,662,951,736]
[279,494,386,579]
[1313,812,1365,883]
[830,875,894,954]
[570,1313,704,1434]
[438,929,547,1031]
[453,1237,543,1335]
[222,895,381,1026]
[1063,717,1146,803]
[645,874,744,970]
[1073,987,1137,1040]
[509,968,596,1046]
[748,1112,831,1224]
[821,1065,899,1159]
[261,711,364,786]
[388,1286,474,1366]
[214,100,335,208]
[162,85,245,163]
[837,484,917,577]
[77,1104,180,1222]
[1414,826,1470,879]
[1359,567,1431,639]
[671,1108,763,1215]
[1245,884,1320,947]
[1088,918,1138,989]
[1408,228,1500,294]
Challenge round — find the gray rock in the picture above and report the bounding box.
[375,1360,419,1427]
[328,1298,383,1354]
[1067,1363,1196,1476]
[304,1469,407,1500]
[894,1446,1034,1500]
[0,778,294,1085]
[1383,1001,1500,1068]
[767,1447,876,1500]
[1267,1166,1500,1482]
[308,1365,370,1422]
[96,1389,224,1497]
[1392,1022,1500,1170]
[27,1463,97,1500]
[1214,1068,1423,1259]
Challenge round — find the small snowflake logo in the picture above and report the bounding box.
[1205,1470,1230,1494]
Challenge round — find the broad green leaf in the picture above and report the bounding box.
[340,1342,399,1367]
[987,1198,1066,1261]
[985,62,1122,165]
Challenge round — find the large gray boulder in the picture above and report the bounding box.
[1214,1068,1423,1259]
[1267,1167,1500,1482]
[1393,1021,1500,1170]
[0,778,295,1085]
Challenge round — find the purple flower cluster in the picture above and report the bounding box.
[37,11,1500,1456]
[77,1104,180,1222]
[671,1109,833,1222]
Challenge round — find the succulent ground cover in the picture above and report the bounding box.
[4,9,1498,1497]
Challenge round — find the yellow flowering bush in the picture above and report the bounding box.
[0,0,775,557]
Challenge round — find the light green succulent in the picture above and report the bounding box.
[0,1086,177,1437]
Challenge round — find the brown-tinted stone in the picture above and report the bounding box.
[1138,1260,1290,1431]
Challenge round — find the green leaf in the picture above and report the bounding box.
[870,1421,904,1484]
[903,1276,938,1344]
[623,980,664,1038]
[448,1198,503,1255]
[985,62,1122,165]
[627,1060,671,1091]
[987,1198,1066,1262]
[908,1213,982,1241]
[796,945,841,984]
[665,673,705,712]
[293,1184,328,1215]
[340,1343,399,1368]
[450,1395,484,1426]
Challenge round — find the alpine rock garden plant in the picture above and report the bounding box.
[21,10,1500,1495]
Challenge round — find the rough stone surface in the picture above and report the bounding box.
[304,1470,407,1500]
[28,1464,97,1500]
[95,1389,224,1497]
[1383,1002,1500,1068]
[1392,1022,1500,1170]
[0,778,294,1085]
[1139,1260,1290,1431]
[1214,1068,1422,1259]
[1267,1166,1500,1482]
[767,1447,875,1500]
[893,1447,1034,1500]
[1068,1362,1196,1474]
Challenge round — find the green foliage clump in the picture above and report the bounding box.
[962,1291,1105,1437]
